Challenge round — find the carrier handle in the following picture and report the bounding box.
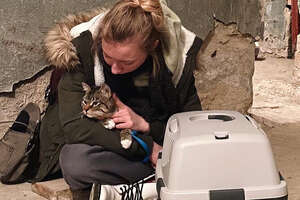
[244,115,259,129]
[208,114,234,122]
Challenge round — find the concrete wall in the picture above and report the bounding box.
[260,0,291,57]
[0,0,116,93]
[0,0,262,93]
[166,0,262,40]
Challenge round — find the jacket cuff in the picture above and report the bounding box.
[149,121,166,146]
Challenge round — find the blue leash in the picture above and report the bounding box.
[131,130,150,163]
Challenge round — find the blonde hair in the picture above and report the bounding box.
[98,0,165,75]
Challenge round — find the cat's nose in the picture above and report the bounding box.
[84,104,91,111]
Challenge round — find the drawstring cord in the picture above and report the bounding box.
[120,174,155,200]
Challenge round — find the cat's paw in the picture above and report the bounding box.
[103,119,115,129]
[121,139,132,149]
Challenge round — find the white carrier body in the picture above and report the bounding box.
[156,110,287,200]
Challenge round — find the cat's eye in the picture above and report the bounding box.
[100,104,109,112]
[82,100,87,105]
[93,102,101,107]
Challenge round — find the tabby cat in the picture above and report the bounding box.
[81,82,133,149]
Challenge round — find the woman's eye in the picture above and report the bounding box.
[123,61,134,66]
[103,53,112,60]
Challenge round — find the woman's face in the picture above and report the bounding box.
[102,36,148,74]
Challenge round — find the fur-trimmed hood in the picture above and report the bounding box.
[44,1,197,86]
[44,8,105,70]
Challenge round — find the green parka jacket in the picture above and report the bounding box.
[33,7,202,182]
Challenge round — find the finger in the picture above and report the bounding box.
[112,109,127,118]
[115,122,131,129]
[118,120,133,129]
[113,115,132,124]
[112,117,124,124]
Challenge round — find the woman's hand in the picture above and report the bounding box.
[150,141,163,167]
[112,94,150,133]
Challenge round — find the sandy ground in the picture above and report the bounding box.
[0,56,299,199]
[261,123,300,200]
[249,57,300,200]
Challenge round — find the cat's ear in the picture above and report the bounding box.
[82,82,91,92]
[100,83,112,99]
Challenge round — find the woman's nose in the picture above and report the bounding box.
[111,62,122,74]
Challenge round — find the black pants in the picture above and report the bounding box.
[59,144,154,190]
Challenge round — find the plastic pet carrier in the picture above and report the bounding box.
[156,110,287,200]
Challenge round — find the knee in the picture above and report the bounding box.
[59,144,93,178]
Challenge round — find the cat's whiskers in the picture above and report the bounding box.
[80,111,85,119]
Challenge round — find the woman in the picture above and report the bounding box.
[36,0,202,199]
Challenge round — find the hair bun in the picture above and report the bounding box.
[132,0,164,31]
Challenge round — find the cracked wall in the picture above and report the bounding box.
[166,0,262,40]
[0,0,262,129]
[0,0,261,93]
[0,0,116,93]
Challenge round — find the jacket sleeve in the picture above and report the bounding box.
[148,74,201,145]
[148,41,202,145]
[178,37,203,112]
[57,70,153,161]
[179,73,202,112]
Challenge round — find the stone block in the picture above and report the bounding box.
[31,178,72,200]
[195,22,254,113]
